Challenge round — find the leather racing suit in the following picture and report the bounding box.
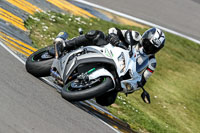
[108,27,157,92]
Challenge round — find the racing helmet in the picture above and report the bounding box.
[141,28,165,54]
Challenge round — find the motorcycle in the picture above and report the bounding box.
[25,29,151,106]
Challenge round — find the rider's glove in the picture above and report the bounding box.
[106,33,120,46]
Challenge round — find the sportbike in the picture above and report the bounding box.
[26,30,150,106]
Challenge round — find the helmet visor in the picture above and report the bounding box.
[142,28,156,40]
[142,39,158,54]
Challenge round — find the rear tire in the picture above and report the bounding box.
[25,46,54,77]
[61,77,114,101]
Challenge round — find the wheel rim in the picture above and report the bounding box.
[64,78,104,92]
[32,51,53,61]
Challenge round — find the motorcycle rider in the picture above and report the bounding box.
[53,27,165,105]
[107,27,165,93]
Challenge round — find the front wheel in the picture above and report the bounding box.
[25,45,55,77]
[95,90,118,106]
[61,77,114,101]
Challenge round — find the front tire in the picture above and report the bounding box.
[25,46,54,77]
[61,77,114,101]
[95,90,118,106]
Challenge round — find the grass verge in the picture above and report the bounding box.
[25,11,200,133]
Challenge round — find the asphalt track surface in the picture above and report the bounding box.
[0,45,116,133]
[0,0,133,132]
[84,0,200,41]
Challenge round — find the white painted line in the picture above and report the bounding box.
[85,100,118,119]
[99,119,121,133]
[74,0,200,44]
[0,41,25,65]
[0,41,120,133]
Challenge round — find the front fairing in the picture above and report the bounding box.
[120,47,150,93]
[120,48,142,92]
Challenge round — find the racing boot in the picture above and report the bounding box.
[54,32,68,58]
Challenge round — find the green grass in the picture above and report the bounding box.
[25,11,200,133]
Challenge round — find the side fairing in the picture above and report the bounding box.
[87,44,132,77]
[62,52,116,84]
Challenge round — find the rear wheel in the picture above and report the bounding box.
[61,77,114,101]
[25,45,54,77]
